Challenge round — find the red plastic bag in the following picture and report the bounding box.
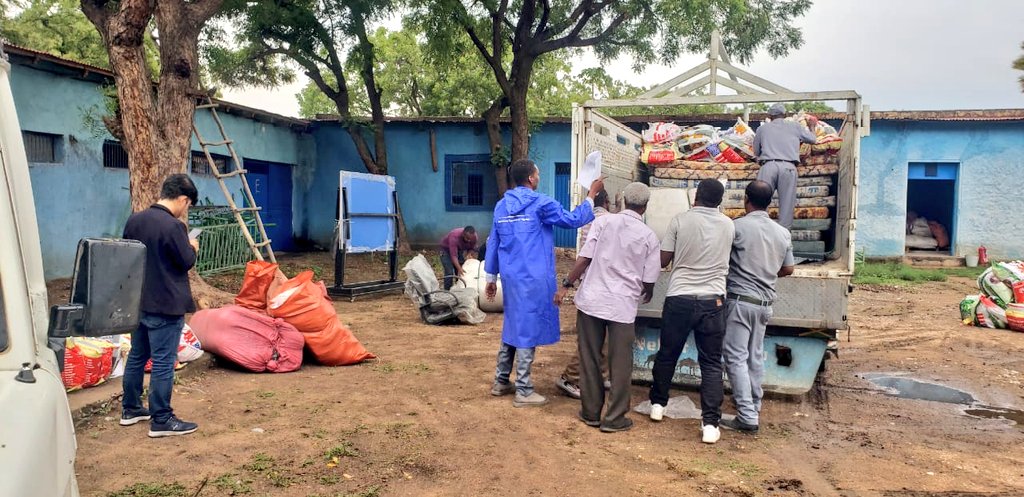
[268,271,376,366]
[62,337,116,391]
[190,305,305,373]
[1012,281,1024,304]
[235,261,282,311]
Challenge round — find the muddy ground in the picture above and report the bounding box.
[71,252,1024,497]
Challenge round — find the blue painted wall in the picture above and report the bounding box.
[856,121,1024,259]
[10,63,312,279]
[305,121,570,249]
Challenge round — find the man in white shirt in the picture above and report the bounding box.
[648,179,735,444]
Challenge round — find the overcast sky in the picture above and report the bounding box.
[221,0,1024,117]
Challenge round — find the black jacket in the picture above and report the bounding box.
[123,204,197,315]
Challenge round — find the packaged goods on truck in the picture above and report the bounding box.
[638,112,843,259]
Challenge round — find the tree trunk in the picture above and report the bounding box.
[83,0,235,307]
[508,55,536,163]
[482,97,510,195]
[508,81,531,163]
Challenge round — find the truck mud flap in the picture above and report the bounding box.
[632,319,828,395]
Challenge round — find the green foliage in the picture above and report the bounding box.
[749,101,836,114]
[853,262,985,286]
[106,482,189,497]
[211,473,254,495]
[0,0,160,73]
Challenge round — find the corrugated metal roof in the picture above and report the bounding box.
[3,43,309,129]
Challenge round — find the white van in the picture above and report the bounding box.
[0,42,142,497]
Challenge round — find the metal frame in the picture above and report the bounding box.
[328,188,404,301]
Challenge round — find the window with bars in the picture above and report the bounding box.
[445,154,498,211]
[191,151,233,176]
[102,140,129,169]
[22,131,61,164]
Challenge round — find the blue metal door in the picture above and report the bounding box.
[244,159,294,252]
[554,162,576,248]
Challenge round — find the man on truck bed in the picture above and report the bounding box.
[753,103,818,229]
[120,174,201,438]
[720,181,795,434]
[648,180,734,444]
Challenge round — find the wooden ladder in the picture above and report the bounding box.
[192,94,276,263]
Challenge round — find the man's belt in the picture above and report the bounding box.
[671,294,723,301]
[727,292,773,306]
[757,159,799,165]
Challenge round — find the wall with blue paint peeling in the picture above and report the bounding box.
[857,121,1024,259]
[10,64,312,279]
[305,122,571,249]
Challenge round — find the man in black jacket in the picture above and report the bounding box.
[120,174,200,438]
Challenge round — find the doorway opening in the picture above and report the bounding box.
[905,162,957,255]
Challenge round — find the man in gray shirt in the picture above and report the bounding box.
[753,103,818,229]
[720,181,795,434]
[648,180,735,444]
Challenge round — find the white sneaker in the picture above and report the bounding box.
[701,424,721,444]
[650,404,665,422]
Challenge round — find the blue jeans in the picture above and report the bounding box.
[494,342,536,397]
[122,312,184,423]
[439,250,465,290]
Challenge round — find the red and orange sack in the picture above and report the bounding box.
[268,271,375,366]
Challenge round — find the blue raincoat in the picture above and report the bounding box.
[485,186,595,348]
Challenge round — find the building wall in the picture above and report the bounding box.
[305,121,571,249]
[856,121,1024,259]
[10,63,312,279]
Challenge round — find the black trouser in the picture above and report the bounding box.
[577,311,634,429]
[648,295,728,426]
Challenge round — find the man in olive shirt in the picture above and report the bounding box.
[721,181,795,434]
[648,180,734,444]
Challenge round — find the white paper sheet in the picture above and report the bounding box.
[577,150,602,190]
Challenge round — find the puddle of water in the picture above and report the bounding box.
[863,375,976,405]
[860,373,1024,429]
[964,407,1024,426]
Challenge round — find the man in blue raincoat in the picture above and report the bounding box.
[485,159,605,407]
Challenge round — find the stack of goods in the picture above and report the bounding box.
[641,113,843,257]
[905,211,950,250]
[959,262,1024,331]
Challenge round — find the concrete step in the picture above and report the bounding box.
[903,251,965,268]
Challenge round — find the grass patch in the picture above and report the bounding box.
[242,453,276,472]
[107,483,188,497]
[211,474,253,495]
[324,442,360,460]
[341,486,382,497]
[853,262,985,286]
[255,390,276,399]
[372,362,432,374]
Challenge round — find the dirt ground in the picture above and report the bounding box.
[70,252,1024,497]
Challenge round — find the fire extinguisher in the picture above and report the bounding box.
[979,245,989,265]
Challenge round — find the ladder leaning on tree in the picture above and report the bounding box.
[191,92,276,263]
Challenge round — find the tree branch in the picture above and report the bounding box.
[534,0,551,40]
[536,7,626,54]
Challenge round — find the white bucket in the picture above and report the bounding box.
[965,254,979,268]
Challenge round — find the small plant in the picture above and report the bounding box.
[319,475,340,485]
[324,442,360,460]
[243,452,276,472]
[211,474,253,495]
[256,390,276,399]
[342,486,382,497]
[107,483,188,497]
